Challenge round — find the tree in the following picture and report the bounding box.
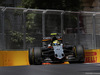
[0,0,9,6]
[22,0,82,11]
[21,0,82,35]
[21,0,82,48]
[0,0,4,5]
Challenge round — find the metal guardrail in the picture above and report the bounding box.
[0,7,100,49]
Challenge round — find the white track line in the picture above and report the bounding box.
[85,72,100,75]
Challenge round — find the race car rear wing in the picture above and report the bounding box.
[42,37,62,42]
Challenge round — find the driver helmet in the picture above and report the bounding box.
[53,40,60,45]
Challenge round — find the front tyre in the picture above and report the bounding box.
[29,47,42,65]
[74,45,84,63]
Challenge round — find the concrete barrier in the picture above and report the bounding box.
[0,49,99,66]
[0,51,29,66]
[84,49,100,63]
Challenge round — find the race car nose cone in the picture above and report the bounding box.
[53,45,64,59]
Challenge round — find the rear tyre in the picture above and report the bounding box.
[29,48,34,65]
[29,47,42,65]
[75,45,84,63]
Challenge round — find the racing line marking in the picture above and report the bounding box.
[85,72,100,75]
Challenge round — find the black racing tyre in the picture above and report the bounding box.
[29,47,42,65]
[74,45,85,63]
[29,48,34,65]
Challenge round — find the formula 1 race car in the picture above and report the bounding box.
[29,33,84,65]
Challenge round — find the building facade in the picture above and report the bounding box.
[82,0,100,11]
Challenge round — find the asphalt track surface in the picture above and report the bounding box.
[0,64,100,75]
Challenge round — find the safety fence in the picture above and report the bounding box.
[0,7,100,50]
